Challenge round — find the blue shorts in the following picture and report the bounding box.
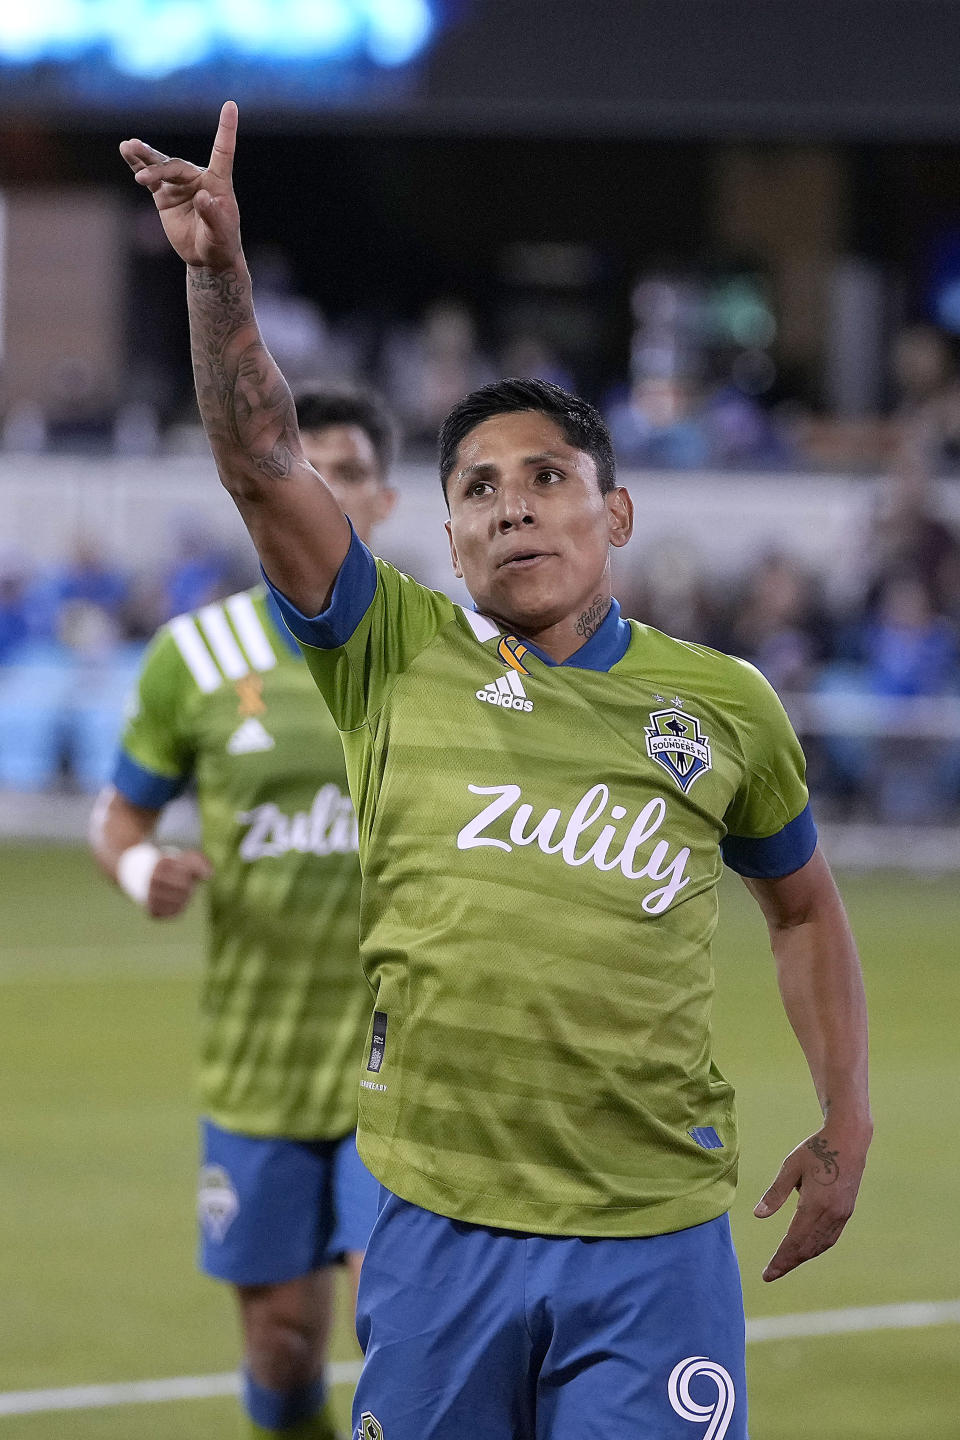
[353,1191,747,1440]
[197,1120,380,1287]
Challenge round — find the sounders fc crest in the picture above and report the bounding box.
[645,706,713,794]
[197,1164,239,1243]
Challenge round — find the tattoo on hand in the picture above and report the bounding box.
[575,594,610,640]
[806,1136,840,1185]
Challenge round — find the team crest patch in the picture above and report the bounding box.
[197,1164,239,1243]
[357,1413,384,1440]
[645,706,713,794]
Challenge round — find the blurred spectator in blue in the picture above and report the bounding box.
[0,553,30,662]
[605,376,711,469]
[607,367,792,471]
[860,575,957,697]
[28,539,129,642]
[858,574,960,821]
[819,570,960,820]
[0,549,140,792]
[162,516,235,620]
[702,351,795,469]
[613,264,792,470]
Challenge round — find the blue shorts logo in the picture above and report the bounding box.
[357,1412,384,1440]
[197,1163,239,1243]
[645,707,713,794]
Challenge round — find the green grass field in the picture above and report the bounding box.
[1,843,958,1438]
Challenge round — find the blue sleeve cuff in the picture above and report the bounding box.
[112,751,187,809]
[721,802,818,879]
[261,525,377,650]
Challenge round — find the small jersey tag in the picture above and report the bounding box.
[367,1011,387,1072]
[689,1126,724,1150]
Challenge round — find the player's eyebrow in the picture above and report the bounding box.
[456,461,498,485]
[521,451,566,468]
[455,451,567,485]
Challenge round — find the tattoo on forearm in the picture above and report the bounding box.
[575,593,610,640]
[187,266,299,488]
[806,1136,840,1185]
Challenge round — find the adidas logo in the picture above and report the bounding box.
[226,717,275,755]
[475,671,534,713]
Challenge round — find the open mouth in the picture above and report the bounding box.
[498,551,554,569]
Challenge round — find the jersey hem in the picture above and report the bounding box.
[202,1107,360,1143]
[358,1151,737,1238]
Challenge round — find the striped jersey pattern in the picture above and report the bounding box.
[285,555,813,1238]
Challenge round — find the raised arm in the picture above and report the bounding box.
[744,847,873,1282]
[119,102,349,613]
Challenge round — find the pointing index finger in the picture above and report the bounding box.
[207,100,238,180]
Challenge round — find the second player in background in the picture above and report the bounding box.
[90,387,399,1440]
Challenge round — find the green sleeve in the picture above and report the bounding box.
[116,628,197,792]
[299,557,458,731]
[722,658,811,841]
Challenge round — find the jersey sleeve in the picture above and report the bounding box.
[112,628,196,808]
[720,658,818,879]
[264,528,457,729]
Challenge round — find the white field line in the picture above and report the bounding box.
[0,1360,362,1417]
[745,1298,960,1341]
[1,1300,958,1418]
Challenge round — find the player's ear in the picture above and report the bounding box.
[375,485,398,526]
[606,486,633,550]
[445,519,464,579]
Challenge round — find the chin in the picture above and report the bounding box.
[484,582,565,634]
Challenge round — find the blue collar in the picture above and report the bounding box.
[513,598,632,673]
[264,589,303,656]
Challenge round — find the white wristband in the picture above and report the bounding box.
[116,842,164,907]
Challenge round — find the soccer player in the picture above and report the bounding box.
[90,384,398,1440]
[120,104,873,1440]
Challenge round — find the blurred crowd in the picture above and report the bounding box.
[0,524,256,793]
[617,439,960,823]
[2,436,960,821]
[16,244,960,475]
[3,275,803,468]
[6,242,960,816]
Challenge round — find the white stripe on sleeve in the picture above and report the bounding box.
[225,593,278,672]
[197,604,250,680]
[168,615,221,693]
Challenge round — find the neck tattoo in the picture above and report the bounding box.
[575,594,610,641]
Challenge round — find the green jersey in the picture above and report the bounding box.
[114,586,370,1141]
[269,536,816,1237]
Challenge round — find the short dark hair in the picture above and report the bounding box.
[438,378,616,502]
[293,384,399,478]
